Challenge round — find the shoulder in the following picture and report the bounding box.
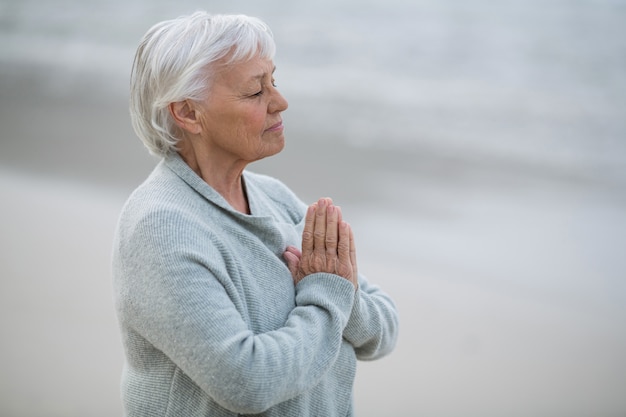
[115,162,209,246]
[121,166,183,217]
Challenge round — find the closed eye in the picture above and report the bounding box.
[250,80,277,98]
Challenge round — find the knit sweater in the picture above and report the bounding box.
[112,153,399,416]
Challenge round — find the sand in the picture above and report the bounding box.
[1,61,626,416]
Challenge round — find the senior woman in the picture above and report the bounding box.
[112,11,398,417]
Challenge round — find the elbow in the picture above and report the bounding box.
[355,337,396,361]
[356,314,400,361]
[378,313,400,358]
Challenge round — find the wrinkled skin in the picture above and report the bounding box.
[284,197,358,289]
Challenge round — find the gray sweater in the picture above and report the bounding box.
[112,153,399,416]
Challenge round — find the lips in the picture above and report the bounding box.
[265,121,283,132]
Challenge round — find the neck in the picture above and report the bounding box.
[178,138,250,214]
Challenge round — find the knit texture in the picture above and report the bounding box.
[112,153,399,416]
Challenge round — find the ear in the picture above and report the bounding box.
[169,100,202,135]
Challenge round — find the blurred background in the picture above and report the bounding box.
[1,0,625,416]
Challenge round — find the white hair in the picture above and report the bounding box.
[129,12,276,157]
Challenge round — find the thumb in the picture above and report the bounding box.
[283,246,301,278]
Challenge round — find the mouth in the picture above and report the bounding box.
[265,121,284,132]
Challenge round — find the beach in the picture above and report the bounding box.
[2,1,626,416]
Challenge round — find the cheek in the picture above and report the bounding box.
[249,111,267,134]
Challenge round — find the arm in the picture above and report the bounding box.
[343,274,399,360]
[115,210,355,414]
[284,198,399,360]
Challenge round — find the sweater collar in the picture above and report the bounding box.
[163,152,253,216]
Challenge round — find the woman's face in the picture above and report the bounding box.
[196,55,289,164]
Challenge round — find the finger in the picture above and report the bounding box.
[301,203,317,255]
[337,221,351,268]
[336,205,343,225]
[284,245,302,260]
[325,204,339,259]
[313,198,328,253]
[283,249,300,278]
[335,221,356,286]
[349,226,358,286]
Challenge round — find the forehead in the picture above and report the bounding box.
[216,55,275,85]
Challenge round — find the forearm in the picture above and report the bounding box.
[121,270,355,414]
[342,275,399,360]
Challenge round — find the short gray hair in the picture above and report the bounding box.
[129,12,276,157]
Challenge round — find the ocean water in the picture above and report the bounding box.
[5,0,624,289]
[2,0,625,179]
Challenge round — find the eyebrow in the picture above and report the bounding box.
[249,66,277,81]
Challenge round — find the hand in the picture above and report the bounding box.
[284,198,358,288]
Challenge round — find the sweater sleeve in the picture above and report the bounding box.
[114,209,356,415]
[342,274,399,360]
[248,171,399,361]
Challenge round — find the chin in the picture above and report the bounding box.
[268,135,286,156]
[253,138,285,162]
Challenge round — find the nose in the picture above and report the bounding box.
[269,88,288,113]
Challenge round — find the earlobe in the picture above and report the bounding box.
[169,100,201,135]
